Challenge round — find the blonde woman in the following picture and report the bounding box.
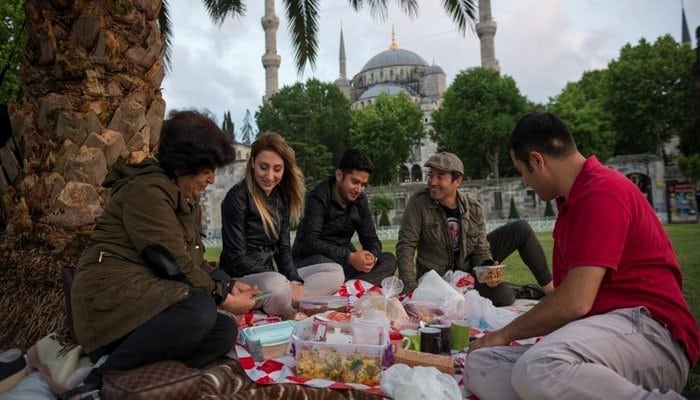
[219,132,344,317]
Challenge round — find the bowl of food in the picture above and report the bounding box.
[473,264,505,284]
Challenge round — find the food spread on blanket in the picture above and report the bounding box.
[234,279,540,399]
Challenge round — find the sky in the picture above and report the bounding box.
[161,0,700,140]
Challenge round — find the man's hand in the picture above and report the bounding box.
[349,250,376,273]
[468,329,510,353]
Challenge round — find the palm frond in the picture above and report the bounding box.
[285,0,320,73]
[346,1,419,22]
[158,0,173,72]
[441,0,476,35]
[202,0,247,24]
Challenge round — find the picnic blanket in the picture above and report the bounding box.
[230,279,539,400]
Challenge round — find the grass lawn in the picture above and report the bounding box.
[204,223,700,395]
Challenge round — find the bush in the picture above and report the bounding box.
[508,197,520,219]
[379,211,391,226]
[544,200,555,218]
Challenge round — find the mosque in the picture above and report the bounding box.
[201,1,698,236]
[333,28,444,183]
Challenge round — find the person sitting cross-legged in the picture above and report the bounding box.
[396,152,553,305]
[465,111,699,400]
[293,149,396,287]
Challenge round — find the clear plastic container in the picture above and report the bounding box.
[473,264,506,283]
[292,318,386,385]
[298,296,348,316]
[241,320,297,361]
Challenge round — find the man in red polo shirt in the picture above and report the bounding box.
[464,111,699,400]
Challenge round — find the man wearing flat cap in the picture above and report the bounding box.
[396,152,553,305]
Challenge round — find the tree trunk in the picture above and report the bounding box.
[485,147,500,179]
[0,0,166,350]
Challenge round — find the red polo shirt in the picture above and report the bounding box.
[553,156,699,365]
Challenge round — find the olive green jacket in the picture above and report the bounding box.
[396,188,493,293]
[71,159,228,353]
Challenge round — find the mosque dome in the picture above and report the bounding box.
[359,48,429,74]
[358,84,412,101]
[425,64,445,75]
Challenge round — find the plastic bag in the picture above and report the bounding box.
[354,276,409,322]
[443,270,475,294]
[380,364,461,400]
[463,289,497,329]
[405,270,465,322]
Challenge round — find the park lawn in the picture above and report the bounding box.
[204,223,700,395]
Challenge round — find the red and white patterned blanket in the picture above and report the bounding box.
[226,279,539,399]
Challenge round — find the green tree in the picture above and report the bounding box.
[370,193,394,227]
[431,67,528,179]
[256,78,351,183]
[0,1,25,102]
[240,109,255,145]
[221,110,235,141]
[606,35,695,156]
[681,40,700,156]
[349,93,423,185]
[548,70,616,161]
[508,197,520,219]
[678,153,700,183]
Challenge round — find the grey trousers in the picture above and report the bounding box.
[237,262,344,317]
[464,307,690,400]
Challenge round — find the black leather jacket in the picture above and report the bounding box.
[292,176,382,269]
[218,181,303,282]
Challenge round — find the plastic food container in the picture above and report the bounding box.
[292,318,386,385]
[241,320,297,361]
[298,296,348,316]
[473,264,506,283]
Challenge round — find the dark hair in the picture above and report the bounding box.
[508,111,578,172]
[337,148,374,174]
[157,110,235,178]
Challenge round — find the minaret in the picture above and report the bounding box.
[261,0,280,102]
[476,0,500,71]
[681,2,691,46]
[339,27,347,80]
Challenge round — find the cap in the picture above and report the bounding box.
[424,152,464,175]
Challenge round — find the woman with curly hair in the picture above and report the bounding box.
[65,110,257,398]
[219,132,344,318]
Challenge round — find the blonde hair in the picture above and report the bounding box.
[245,132,305,238]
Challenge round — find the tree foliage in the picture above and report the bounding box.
[256,78,351,184]
[240,109,255,145]
[678,153,700,183]
[606,35,695,156]
[221,110,235,141]
[548,70,616,161]
[349,93,423,185]
[0,1,25,102]
[431,67,528,179]
[200,0,475,73]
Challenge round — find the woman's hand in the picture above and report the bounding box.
[220,292,256,315]
[231,281,256,295]
[290,282,304,307]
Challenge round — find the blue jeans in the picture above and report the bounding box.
[465,307,689,400]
